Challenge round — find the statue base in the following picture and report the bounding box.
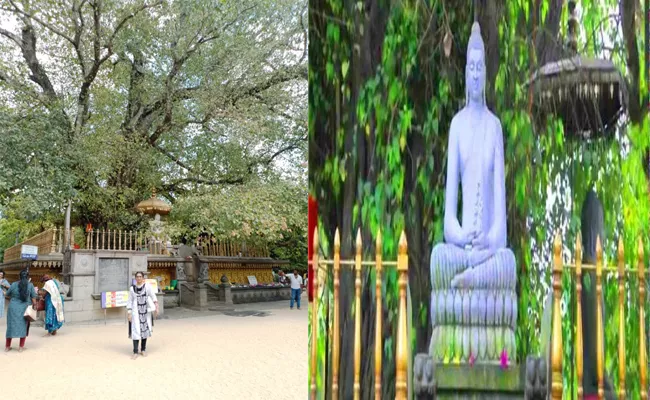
[414,353,528,399]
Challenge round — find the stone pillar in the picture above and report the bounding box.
[187,255,199,282]
[179,282,194,308]
[197,259,209,283]
[220,283,233,305]
[175,261,187,281]
[219,274,233,305]
[156,291,165,316]
[195,284,208,310]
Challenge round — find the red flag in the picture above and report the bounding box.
[308,195,317,302]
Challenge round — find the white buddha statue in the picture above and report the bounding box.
[429,22,517,363]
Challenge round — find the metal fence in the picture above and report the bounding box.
[310,228,409,400]
[549,233,648,399]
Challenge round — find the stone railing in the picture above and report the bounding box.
[146,256,290,290]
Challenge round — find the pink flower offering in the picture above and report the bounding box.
[500,349,509,369]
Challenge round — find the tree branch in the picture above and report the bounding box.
[71,0,88,77]
[19,22,58,99]
[152,143,195,172]
[231,63,307,106]
[146,4,259,146]
[263,143,303,165]
[74,1,163,136]
[299,3,308,63]
[3,0,75,45]
[122,49,146,133]
[169,176,246,187]
[91,0,101,63]
[106,1,163,53]
[251,93,306,127]
[620,0,643,123]
[0,27,22,47]
[533,0,564,65]
[140,86,201,122]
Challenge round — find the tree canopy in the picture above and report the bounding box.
[0,0,307,248]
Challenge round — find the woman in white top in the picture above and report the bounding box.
[127,271,158,360]
[0,271,9,318]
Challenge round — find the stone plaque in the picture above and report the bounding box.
[97,258,129,293]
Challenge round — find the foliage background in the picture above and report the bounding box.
[309,0,648,398]
[0,0,308,264]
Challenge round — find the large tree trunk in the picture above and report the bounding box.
[475,0,502,110]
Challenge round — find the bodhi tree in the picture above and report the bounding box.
[0,0,307,246]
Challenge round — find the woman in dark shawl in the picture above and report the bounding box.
[5,269,37,352]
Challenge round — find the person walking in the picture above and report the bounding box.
[0,270,9,318]
[127,271,159,360]
[40,275,65,336]
[282,270,304,310]
[5,269,37,352]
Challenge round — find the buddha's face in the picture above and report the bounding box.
[466,48,485,103]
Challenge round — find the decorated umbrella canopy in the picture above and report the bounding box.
[526,1,628,139]
[528,56,628,138]
[135,188,172,218]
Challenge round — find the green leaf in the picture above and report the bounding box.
[326,62,335,81]
[341,60,349,79]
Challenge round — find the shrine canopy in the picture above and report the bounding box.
[526,0,628,140]
[135,190,171,217]
[527,55,628,139]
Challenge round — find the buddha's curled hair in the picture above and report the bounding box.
[465,21,487,106]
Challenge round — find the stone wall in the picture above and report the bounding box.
[147,256,287,288]
[231,287,292,304]
[2,250,291,323]
[62,295,129,323]
[63,249,149,323]
[162,290,179,308]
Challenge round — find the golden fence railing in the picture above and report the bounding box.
[309,227,409,400]
[198,240,269,258]
[85,228,149,252]
[4,228,68,261]
[4,227,273,259]
[549,232,649,400]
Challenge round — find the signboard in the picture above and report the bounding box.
[97,258,129,293]
[145,279,159,293]
[101,291,129,309]
[21,245,38,260]
[247,275,258,286]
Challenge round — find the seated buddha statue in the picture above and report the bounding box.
[429,22,517,363]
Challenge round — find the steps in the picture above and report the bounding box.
[207,290,219,303]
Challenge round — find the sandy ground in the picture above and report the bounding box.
[0,294,307,399]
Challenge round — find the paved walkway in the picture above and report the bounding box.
[1,295,307,399]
